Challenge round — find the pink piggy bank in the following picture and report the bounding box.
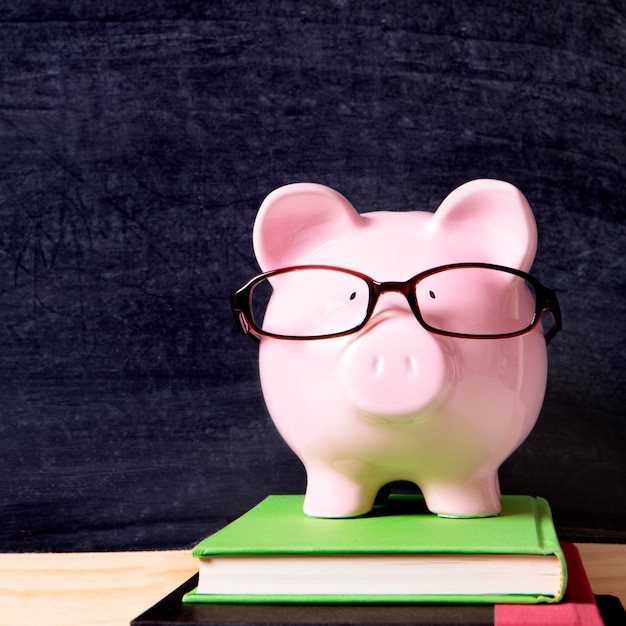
[232,180,561,518]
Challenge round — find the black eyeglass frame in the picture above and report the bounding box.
[232,262,562,344]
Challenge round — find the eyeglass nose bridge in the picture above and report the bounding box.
[367,279,423,325]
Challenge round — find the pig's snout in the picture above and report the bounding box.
[340,315,450,421]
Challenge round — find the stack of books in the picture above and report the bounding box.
[132,494,621,625]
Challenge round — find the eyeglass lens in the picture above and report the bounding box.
[249,267,540,339]
[250,268,370,338]
[415,266,536,336]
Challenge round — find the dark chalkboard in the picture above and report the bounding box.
[1,0,624,551]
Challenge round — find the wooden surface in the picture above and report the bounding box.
[0,544,624,626]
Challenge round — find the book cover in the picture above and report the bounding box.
[131,544,620,626]
[183,494,567,604]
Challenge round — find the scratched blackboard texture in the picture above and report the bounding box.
[1,1,624,550]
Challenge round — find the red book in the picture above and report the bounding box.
[495,542,604,625]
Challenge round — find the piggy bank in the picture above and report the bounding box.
[232,180,561,518]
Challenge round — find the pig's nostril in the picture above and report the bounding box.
[372,356,384,374]
[406,355,419,375]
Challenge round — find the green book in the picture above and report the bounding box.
[183,494,567,604]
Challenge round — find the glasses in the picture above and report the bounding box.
[232,263,562,344]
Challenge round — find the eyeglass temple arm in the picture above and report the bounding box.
[542,287,562,345]
[231,292,262,343]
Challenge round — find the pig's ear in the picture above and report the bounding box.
[253,183,362,270]
[430,179,538,271]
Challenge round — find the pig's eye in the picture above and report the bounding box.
[429,290,436,299]
[349,292,357,301]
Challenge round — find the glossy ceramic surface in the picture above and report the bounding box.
[251,180,550,518]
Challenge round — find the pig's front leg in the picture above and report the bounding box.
[303,461,379,518]
[421,473,502,518]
